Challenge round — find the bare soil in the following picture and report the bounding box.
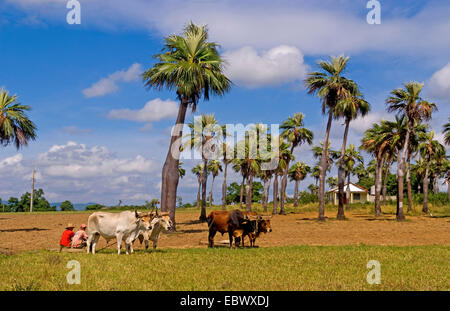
[0,211,449,254]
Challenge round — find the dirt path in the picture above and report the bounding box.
[0,211,449,254]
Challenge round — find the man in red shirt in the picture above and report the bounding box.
[59,223,75,252]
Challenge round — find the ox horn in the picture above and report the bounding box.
[135,210,140,218]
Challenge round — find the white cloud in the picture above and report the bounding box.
[224,45,308,88]
[0,142,159,204]
[107,98,179,122]
[350,112,392,134]
[82,63,142,98]
[428,62,450,100]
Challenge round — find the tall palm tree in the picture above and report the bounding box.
[221,136,233,210]
[185,114,221,221]
[191,163,204,208]
[280,113,313,214]
[259,168,273,212]
[334,89,370,219]
[207,160,222,207]
[232,156,246,208]
[405,122,428,211]
[271,140,291,215]
[418,131,445,213]
[305,55,357,221]
[0,88,37,149]
[361,121,392,216]
[142,23,231,227]
[289,162,311,207]
[343,144,363,211]
[385,81,436,221]
[311,165,320,186]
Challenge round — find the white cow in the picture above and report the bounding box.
[136,213,173,251]
[86,210,152,255]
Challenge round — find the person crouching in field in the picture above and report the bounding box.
[71,224,88,249]
[59,223,75,252]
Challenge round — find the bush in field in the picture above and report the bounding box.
[85,204,103,211]
[297,191,318,204]
[413,193,449,206]
[60,200,74,211]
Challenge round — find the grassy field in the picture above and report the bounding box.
[1,245,448,291]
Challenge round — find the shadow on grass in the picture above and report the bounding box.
[0,227,49,233]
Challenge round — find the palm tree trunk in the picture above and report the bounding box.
[263,177,271,212]
[382,164,389,206]
[196,178,201,208]
[280,167,288,215]
[374,156,385,217]
[346,172,351,211]
[447,180,450,201]
[293,179,299,207]
[272,173,279,215]
[221,162,228,210]
[239,176,245,208]
[396,123,411,221]
[209,176,215,208]
[318,110,333,221]
[423,161,430,214]
[337,118,350,220]
[160,98,188,228]
[245,175,253,212]
[406,154,413,212]
[200,157,208,221]
[433,174,439,194]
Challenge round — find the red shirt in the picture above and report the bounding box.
[60,229,75,247]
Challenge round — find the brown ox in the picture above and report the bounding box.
[206,210,256,248]
[241,212,273,247]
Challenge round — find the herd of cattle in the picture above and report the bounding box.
[85,209,272,255]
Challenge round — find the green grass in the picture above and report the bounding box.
[1,245,448,291]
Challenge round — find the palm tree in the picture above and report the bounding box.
[334,89,370,219]
[0,88,37,149]
[232,157,246,208]
[326,176,338,190]
[311,165,320,186]
[443,117,450,145]
[361,122,391,216]
[191,163,204,208]
[305,55,357,221]
[259,169,273,212]
[185,114,221,221]
[343,144,363,211]
[207,160,222,207]
[418,131,445,213]
[271,140,291,215]
[221,138,233,210]
[289,162,311,207]
[142,23,231,227]
[280,113,313,214]
[385,81,436,221]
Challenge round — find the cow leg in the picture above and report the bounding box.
[116,233,123,255]
[91,234,100,254]
[152,240,157,252]
[228,231,234,249]
[144,239,149,250]
[86,233,93,254]
[208,229,217,248]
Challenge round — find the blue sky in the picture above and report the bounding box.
[0,0,449,204]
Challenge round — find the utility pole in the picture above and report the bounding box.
[30,169,35,213]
